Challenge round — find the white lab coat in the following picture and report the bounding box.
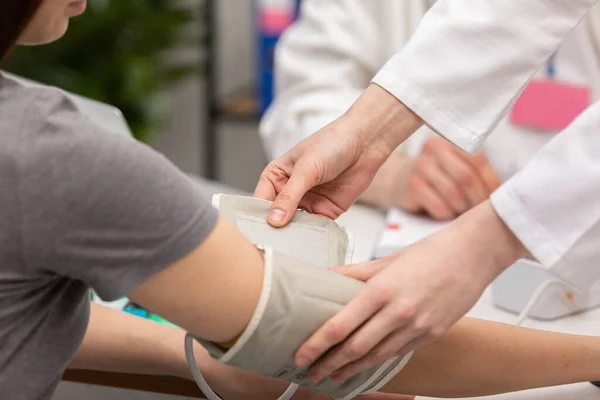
[261,0,600,181]
[261,0,600,290]
[261,0,434,160]
[370,0,600,291]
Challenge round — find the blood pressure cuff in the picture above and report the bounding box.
[213,194,353,268]
[194,247,411,399]
[197,195,413,399]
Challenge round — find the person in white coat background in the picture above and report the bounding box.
[255,0,600,385]
[261,0,600,220]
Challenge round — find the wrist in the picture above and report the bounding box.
[167,331,196,380]
[172,336,219,381]
[345,84,423,154]
[454,201,528,284]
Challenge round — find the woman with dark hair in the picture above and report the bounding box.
[0,1,42,58]
[2,2,600,400]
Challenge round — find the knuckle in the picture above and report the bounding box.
[305,160,326,184]
[472,152,489,168]
[429,203,453,221]
[275,190,296,204]
[369,284,395,305]
[443,185,463,204]
[258,166,274,182]
[260,161,286,183]
[416,321,445,341]
[392,304,418,324]
[429,326,446,340]
[411,317,430,333]
[456,168,474,186]
[370,348,392,364]
[408,174,424,191]
[422,137,440,153]
[344,341,368,359]
[266,159,280,168]
[415,156,430,171]
[422,138,434,152]
[300,344,321,359]
[324,322,348,343]
[264,160,283,175]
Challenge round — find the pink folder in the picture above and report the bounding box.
[510,80,591,131]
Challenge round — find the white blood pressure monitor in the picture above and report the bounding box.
[492,258,600,320]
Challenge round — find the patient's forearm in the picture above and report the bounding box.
[70,303,194,378]
[68,303,301,399]
[383,317,600,397]
[70,303,261,392]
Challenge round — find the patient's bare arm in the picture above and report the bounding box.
[384,317,600,397]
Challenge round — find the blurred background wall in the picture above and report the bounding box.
[153,0,268,192]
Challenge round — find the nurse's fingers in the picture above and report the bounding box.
[434,146,488,207]
[409,174,454,220]
[294,284,386,370]
[333,255,398,282]
[267,166,316,227]
[307,307,408,383]
[454,149,502,193]
[329,328,427,383]
[254,172,278,202]
[415,154,469,214]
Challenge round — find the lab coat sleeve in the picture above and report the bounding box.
[259,0,382,159]
[491,103,600,291]
[372,0,598,154]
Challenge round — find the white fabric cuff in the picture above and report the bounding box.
[493,185,598,291]
[372,67,484,155]
[490,184,563,271]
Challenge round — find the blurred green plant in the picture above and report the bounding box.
[3,0,205,143]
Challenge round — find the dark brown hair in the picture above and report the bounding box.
[0,0,43,61]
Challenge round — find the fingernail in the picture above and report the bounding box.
[268,209,286,223]
[296,356,311,368]
[331,373,343,382]
[309,373,323,383]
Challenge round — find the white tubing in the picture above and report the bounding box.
[515,279,578,326]
[185,333,299,400]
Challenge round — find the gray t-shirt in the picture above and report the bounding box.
[0,73,218,399]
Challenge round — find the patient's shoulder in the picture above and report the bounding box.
[0,73,86,135]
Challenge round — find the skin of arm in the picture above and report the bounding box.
[382,317,600,398]
[129,217,263,344]
[69,303,193,379]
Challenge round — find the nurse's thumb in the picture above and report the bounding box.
[268,173,312,228]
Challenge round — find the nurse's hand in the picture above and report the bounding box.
[396,138,501,220]
[294,201,528,382]
[255,84,423,227]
